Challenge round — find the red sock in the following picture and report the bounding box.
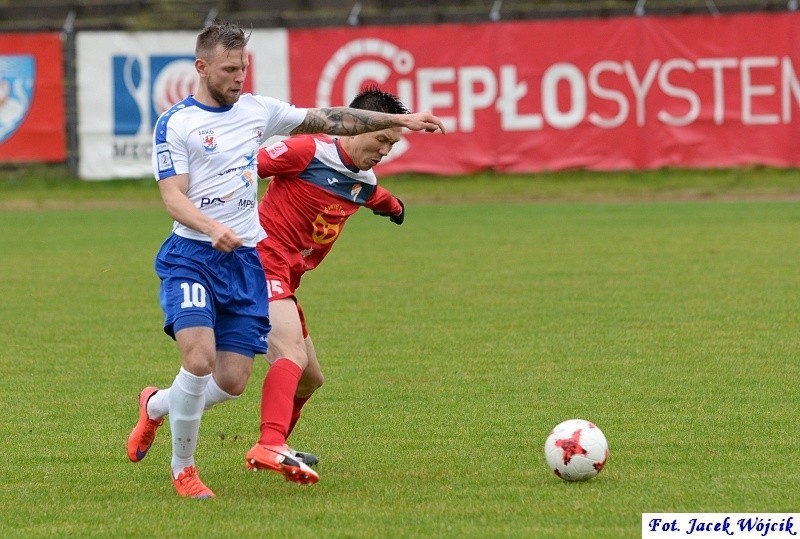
[287,395,311,439]
[259,358,302,446]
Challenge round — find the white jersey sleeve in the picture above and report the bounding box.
[152,94,307,247]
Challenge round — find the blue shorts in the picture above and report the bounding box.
[154,234,270,356]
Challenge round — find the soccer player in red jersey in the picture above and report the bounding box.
[245,87,413,481]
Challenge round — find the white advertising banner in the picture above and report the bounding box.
[76,30,291,180]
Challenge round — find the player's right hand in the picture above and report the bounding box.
[209,223,243,252]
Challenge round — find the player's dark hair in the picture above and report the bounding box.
[196,20,251,59]
[349,85,409,115]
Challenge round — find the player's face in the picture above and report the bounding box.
[198,44,248,107]
[350,127,402,170]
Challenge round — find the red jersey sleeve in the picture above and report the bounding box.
[257,135,321,178]
[364,185,402,216]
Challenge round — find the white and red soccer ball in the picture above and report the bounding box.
[544,419,609,481]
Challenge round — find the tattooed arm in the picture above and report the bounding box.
[291,107,446,136]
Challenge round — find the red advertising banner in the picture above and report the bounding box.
[0,33,66,163]
[288,12,800,174]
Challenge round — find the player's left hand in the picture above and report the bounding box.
[374,198,405,225]
[404,113,446,134]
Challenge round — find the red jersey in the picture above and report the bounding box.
[256,135,401,297]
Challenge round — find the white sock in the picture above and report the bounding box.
[147,375,239,419]
[146,388,170,419]
[204,375,239,410]
[168,367,210,477]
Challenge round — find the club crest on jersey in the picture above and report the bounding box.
[199,130,217,152]
[312,214,340,245]
[350,184,362,201]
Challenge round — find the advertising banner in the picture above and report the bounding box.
[76,30,290,179]
[288,12,800,175]
[0,33,65,163]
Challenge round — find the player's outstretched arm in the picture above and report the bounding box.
[293,108,446,136]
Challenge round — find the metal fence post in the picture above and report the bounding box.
[490,0,502,21]
[62,10,78,176]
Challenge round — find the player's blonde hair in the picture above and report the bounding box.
[196,20,250,60]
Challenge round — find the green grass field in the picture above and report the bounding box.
[0,169,798,537]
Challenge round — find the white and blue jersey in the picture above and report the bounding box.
[152,94,307,247]
[151,93,306,352]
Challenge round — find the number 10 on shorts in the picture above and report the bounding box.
[180,282,207,308]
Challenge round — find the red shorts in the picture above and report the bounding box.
[258,239,310,338]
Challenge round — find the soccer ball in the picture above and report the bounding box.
[544,419,608,481]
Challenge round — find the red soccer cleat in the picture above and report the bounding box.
[172,466,215,499]
[126,386,163,462]
[245,443,319,485]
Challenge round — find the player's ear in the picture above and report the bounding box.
[195,58,208,77]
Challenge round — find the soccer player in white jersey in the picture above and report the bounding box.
[126,20,445,499]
